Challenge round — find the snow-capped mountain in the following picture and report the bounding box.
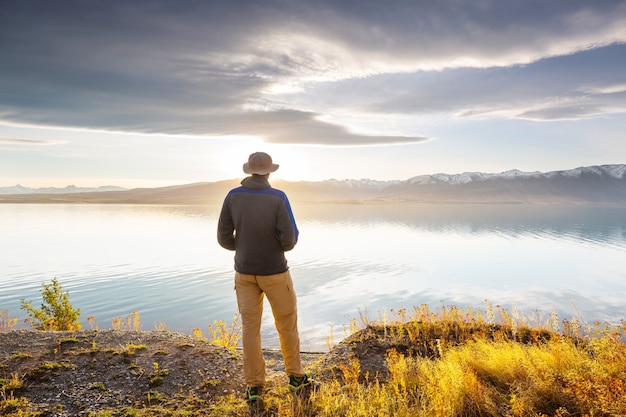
[545,164,626,179]
[374,164,626,204]
[1,164,624,204]
[0,184,126,195]
[406,169,543,185]
[406,165,624,185]
[320,178,401,189]
[270,164,626,204]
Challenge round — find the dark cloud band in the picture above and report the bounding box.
[1,0,625,145]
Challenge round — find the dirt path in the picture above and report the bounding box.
[0,330,325,416]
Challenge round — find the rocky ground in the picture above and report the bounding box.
[0,328,392,416]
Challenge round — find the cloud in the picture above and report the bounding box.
[0,138,66,146]
[578,82,626,95]
[296,44,626,122]
[1,0,626,145]
[516,104,606,121]
[210,110,430,145]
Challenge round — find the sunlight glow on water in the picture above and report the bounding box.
[1,203,625,351]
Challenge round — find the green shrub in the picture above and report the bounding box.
[20,278,81,330]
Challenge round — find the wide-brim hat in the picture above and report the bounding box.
[243,152,279,175]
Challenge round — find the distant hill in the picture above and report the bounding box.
[0,181,239,204]
[1,164,624,205]
[279,164,626,204]
[377,164,626,204]
[0,184,126,195]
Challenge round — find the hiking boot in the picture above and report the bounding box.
[288,371,314,393]
[246,385,263,402]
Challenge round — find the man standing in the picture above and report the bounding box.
[217,152,311,403]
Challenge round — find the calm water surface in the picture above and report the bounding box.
[1,203,625,351]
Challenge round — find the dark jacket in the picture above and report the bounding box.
[217,175,299,275]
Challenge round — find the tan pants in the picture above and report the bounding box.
[235,270,305,386]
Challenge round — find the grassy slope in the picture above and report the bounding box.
[1,304,625,416]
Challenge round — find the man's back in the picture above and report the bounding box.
[217,174,299,275]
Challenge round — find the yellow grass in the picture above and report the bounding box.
[201,304,626,417]
[306,303,626,417]
[2,303,625,416]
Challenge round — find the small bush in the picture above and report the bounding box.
[20,278,81,331]
[208,314,241,352]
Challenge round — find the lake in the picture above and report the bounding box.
[1,203,625,351]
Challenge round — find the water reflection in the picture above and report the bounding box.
[297,203,626,248]
[0,203,624,351]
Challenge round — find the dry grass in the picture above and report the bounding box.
[297,304,624,417]
[2,303,625,416]
[0,310,18,332]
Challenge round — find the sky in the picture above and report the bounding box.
[1,0,626,188]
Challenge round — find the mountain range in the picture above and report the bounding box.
[1,164,624,205]
[0,184,126,195]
